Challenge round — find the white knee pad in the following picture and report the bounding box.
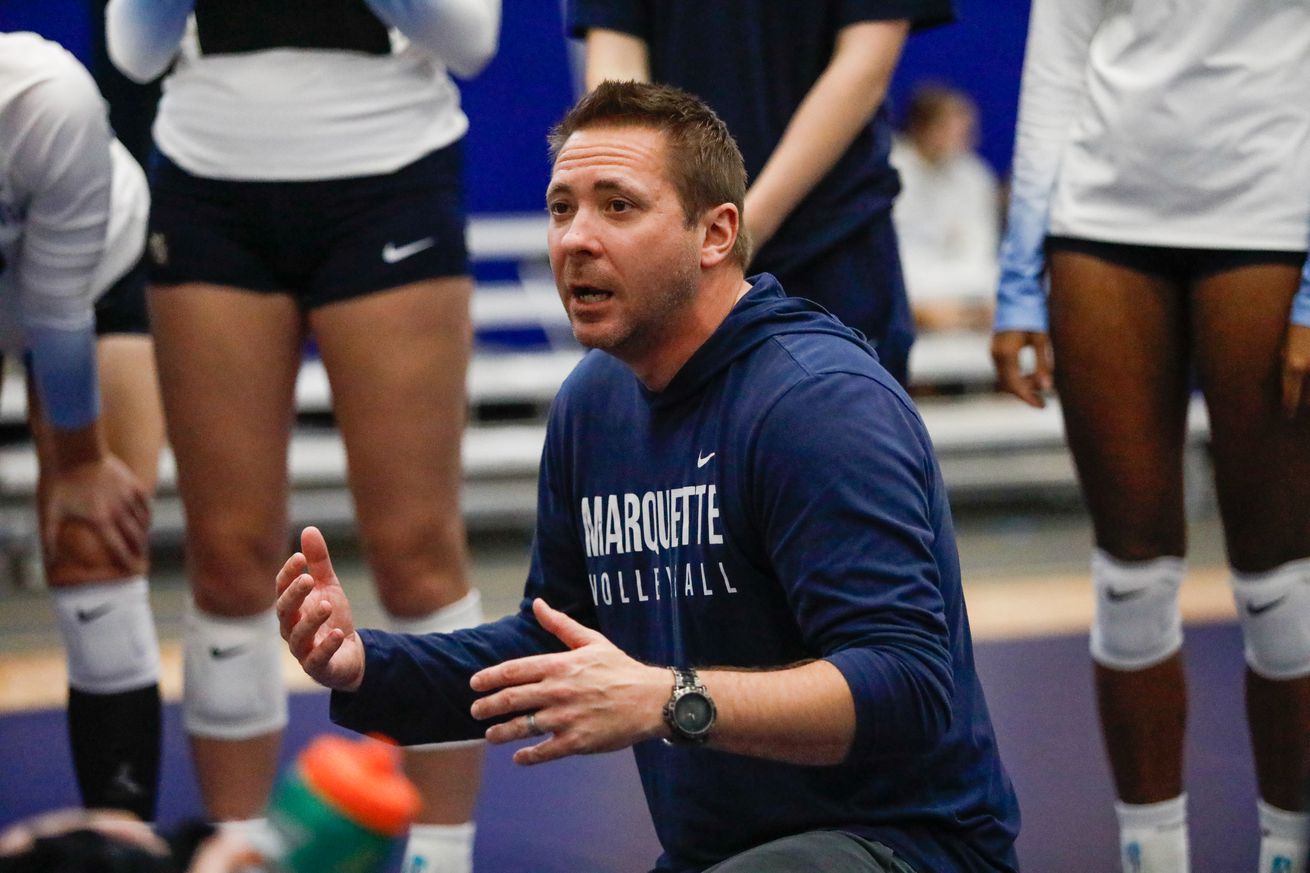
[383,589,484,635]
[1231,558,1310,680]
[385,590,485,750]
[1090,550,1185,671]
[52,577,160,694]
[183,603,288,740]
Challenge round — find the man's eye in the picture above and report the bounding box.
[609,200,631,213]
[548,202,571,216]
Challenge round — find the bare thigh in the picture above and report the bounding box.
[1191,263,1310,572]
[1048,251,1192,560]
[310,277,472,616]
[94,336,166,493]
[149,283,304,615]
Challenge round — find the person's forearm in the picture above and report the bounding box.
[333,613,563,745]
[48,423,109,471]
[745,20,908,249]
[27,324,101,433]
[105,0,193,83]
[583,28,650,91]
[995,0,1104,333]
[365,0,500,77]
[695,660,856,765]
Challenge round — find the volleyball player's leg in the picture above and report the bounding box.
[31,328,165,820]
[1191,263,1310,836]
[150,282,304,821]
[1049,249,1194,872]
[311,276,483,873]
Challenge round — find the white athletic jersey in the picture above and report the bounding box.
[0,32,148,352]
[1013,0,1310,251]
[106,0,501,181]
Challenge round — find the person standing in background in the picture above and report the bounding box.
[106,2,500,871]
[566,0,952,387]
[0,31,164,822]
[993,1,1310,871]
[890,83,998,334]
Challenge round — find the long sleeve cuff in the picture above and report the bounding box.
[1292,256,1310,328]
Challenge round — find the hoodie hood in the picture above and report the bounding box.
[645,273,877,408]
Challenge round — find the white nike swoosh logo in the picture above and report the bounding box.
[697,452,715,468]
[382,238,436,263]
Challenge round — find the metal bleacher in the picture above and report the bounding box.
[0,213,1215,583]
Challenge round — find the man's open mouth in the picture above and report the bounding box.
[571,285,614,304]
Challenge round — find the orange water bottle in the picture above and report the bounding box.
[261,734,421,873]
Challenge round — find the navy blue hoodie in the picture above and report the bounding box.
[332,275,1020,873]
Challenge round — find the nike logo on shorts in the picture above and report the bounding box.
[209,644,248,660]
[697,452,716,468]
[382,238,436,263]
[75,603,114,623]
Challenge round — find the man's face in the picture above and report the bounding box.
[546,125,702,363]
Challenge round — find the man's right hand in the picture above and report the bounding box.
[275,526,365,693]
[991,329,1054,408]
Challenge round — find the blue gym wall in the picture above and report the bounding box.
[0,0,1030,212]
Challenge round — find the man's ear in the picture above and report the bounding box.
[700,203,739,269]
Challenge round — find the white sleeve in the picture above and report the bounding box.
[365,0,501,78]
[994,0,1106,332]
[105,0,194,83]
[8,67,114,336]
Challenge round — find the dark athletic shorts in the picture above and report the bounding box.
[1046,236,1307,284]
[95,255,150,336]
[146,142,469,310]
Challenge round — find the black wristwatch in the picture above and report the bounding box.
[662,666,716,745]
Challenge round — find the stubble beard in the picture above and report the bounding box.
[572,258,700,361]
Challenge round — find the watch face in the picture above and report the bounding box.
[674,692,713,736]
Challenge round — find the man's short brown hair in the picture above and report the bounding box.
[549,80,752,267]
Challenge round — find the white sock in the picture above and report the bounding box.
[1258,800,1309,873]
[1115,794,1189,873]
[215,817,279,859]
[402,822,475,873]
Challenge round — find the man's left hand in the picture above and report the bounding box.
[469,598,670,765]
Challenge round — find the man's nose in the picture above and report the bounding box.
[558,207,603,255]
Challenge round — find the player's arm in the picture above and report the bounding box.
[364,0,501,78]
[105,0,194,83]
[11,62,151,564]
[992,0,1107,405]
[742,19,908,252]
[469,599,856,766]
[582,27,650,91]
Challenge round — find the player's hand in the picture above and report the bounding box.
[43,454,150,569]
[275,526,364,693]
[992,329,1054,408]
[1280,323,1310,419]
[469,598,669,765]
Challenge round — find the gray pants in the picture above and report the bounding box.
[704,831,919,873]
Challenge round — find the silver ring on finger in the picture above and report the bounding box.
[526,711,543,737]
